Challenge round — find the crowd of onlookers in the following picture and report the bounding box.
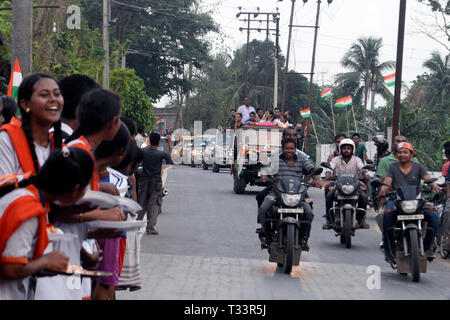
[230,97,306,150]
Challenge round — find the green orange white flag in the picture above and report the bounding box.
[300,108,311,118]
[320,88,332,98]
[157,116,165,124]
[334,95,352,108]
[7,58,22,101]
[384,73,395,87]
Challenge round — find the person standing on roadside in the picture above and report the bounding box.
[138,132,173,235]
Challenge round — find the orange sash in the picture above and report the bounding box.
[0,194,49,263]
[67,135,100,191]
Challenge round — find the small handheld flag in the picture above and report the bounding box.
[7,58,22,101]
[384,73,395,87]
[320,88,332,98]
[157,116,165,125]
[334,96,352,108]
[300,108,311,118]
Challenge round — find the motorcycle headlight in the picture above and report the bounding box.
[341,184,355,195]
[400,200,419,213]
[281,193,301,207]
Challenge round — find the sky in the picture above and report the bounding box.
[156,0,448,107]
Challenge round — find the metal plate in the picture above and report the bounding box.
[397,214,424,221]
[337,195,358,200]
[278,208,303,214]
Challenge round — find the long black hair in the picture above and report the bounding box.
[58,74,100,121]
[65,89,121,144]
[95,122,130,160]
[17,73,63,173]
[1,96,18,123]
[0,147,93,198]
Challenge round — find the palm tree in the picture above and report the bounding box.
[334,37,396,121]
[422,51,450,107]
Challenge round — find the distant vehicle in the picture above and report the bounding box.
[203,129,233,172]
[231,126,283,194]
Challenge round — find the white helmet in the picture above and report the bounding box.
[339,138,355,155]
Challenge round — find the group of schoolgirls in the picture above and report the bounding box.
[0,73,144,300]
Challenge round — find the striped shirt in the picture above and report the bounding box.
[262,154,314,180]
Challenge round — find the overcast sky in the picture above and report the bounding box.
[157,0,448,107]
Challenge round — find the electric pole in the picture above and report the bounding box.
[392,0,407,138]
[237,9,279,100]
[281,0,296,113]
[274,16,280,111]
[103,0,110,89]
[11,0,33,77]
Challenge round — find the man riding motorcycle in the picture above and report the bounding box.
[379,142,440,263]
[258,138,317,251]
[323,138,370,229]
[256,127,309,208]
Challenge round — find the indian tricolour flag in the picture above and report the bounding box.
[7,58,22,101]
[384,73,395,87]
[334,95,352,108]
[320,88,332,98]
[300,108,311,118]
[156,116,165,125]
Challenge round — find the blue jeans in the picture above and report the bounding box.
[383,201,440,252]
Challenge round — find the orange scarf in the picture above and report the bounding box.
[0,192,49,264]
[67,135,100,191]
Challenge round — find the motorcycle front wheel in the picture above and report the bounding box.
[280,224,294,274]
[409,229,420,282]
[344,209,352,249]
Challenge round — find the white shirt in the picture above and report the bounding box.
[329,155,364,176]
[237,104,256,123]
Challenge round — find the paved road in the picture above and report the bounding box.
[117,165,450,300]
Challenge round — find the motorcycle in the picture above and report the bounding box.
[321,162,374,249]
[427,183,448,259]
[369,136,390,211]
[371,178,439,282]
[257,168,322,274]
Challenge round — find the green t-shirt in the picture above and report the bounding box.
[376,153,419,177]
[355,144,367,161]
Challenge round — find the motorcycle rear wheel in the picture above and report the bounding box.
[439,235,449,259]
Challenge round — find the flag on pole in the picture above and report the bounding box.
[320,88,332,98]
[300,108,311,118]
[156,116,165,125]
[334,95,352,108]
[384,73,395,87]
[7,58,22,101]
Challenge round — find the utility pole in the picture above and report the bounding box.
[245,12,250,97]
[264,14,270,110]
[103,0,110,89]
[274,16,280,110]
[305,0,322,114]
[392,0,407,137]
[369,72,378,132]
[237,9,279,100]
[281,0,296,113]
[11,0,33,77]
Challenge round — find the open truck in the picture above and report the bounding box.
[231,126,283,194]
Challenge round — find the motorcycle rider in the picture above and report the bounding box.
[379,142,440,263]
[256,127,310,208]
[258,138,317,251]
[323,138,370,229]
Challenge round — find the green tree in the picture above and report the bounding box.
[111,69,156,131]
[334,36,396,121]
